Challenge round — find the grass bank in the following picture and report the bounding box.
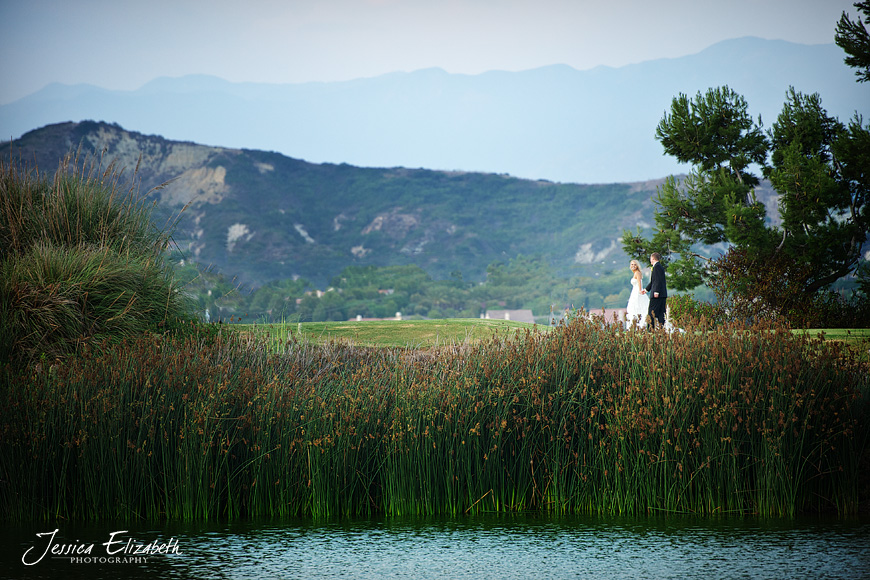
[2,316,867,522]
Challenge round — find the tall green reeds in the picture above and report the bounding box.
[1,316,866,522]
[0,153,192,364]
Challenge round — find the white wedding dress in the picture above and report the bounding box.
[625,276,650,328]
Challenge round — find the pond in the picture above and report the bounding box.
[4,514,868,579]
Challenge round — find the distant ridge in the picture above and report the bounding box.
[1,37,865,184]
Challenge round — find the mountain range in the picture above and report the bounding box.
[1,37,866,184]
[1,121,671,288]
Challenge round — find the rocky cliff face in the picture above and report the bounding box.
[69,122,235,207]
[3,121,659,286]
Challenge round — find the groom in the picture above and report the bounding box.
[643,252,667,329]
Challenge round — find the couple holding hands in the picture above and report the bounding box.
[626,253,667,330]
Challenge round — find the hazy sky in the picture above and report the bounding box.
[0,0,859,105]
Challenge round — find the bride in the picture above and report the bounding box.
[625,259,650,328]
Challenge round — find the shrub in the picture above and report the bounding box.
[667,294,724,328]
[708,246,869,328]
[0,153,193,365]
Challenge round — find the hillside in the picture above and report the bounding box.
[1,121,662,288]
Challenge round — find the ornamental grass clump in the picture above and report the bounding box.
[0,317,866,521]
[0,153,192,365]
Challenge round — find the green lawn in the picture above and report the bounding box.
[235,320,870,359]
[239,318,544,348]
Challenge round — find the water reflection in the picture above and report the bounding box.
[4,514,868,579]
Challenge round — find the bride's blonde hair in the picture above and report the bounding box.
[630,259,641,272]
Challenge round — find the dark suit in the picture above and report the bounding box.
[645,261,667,329]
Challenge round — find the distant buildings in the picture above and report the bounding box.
[483,309,536,324]
[585,308,627,325]
[353,313,403,322]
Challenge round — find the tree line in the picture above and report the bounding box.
[174,255,654,324]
